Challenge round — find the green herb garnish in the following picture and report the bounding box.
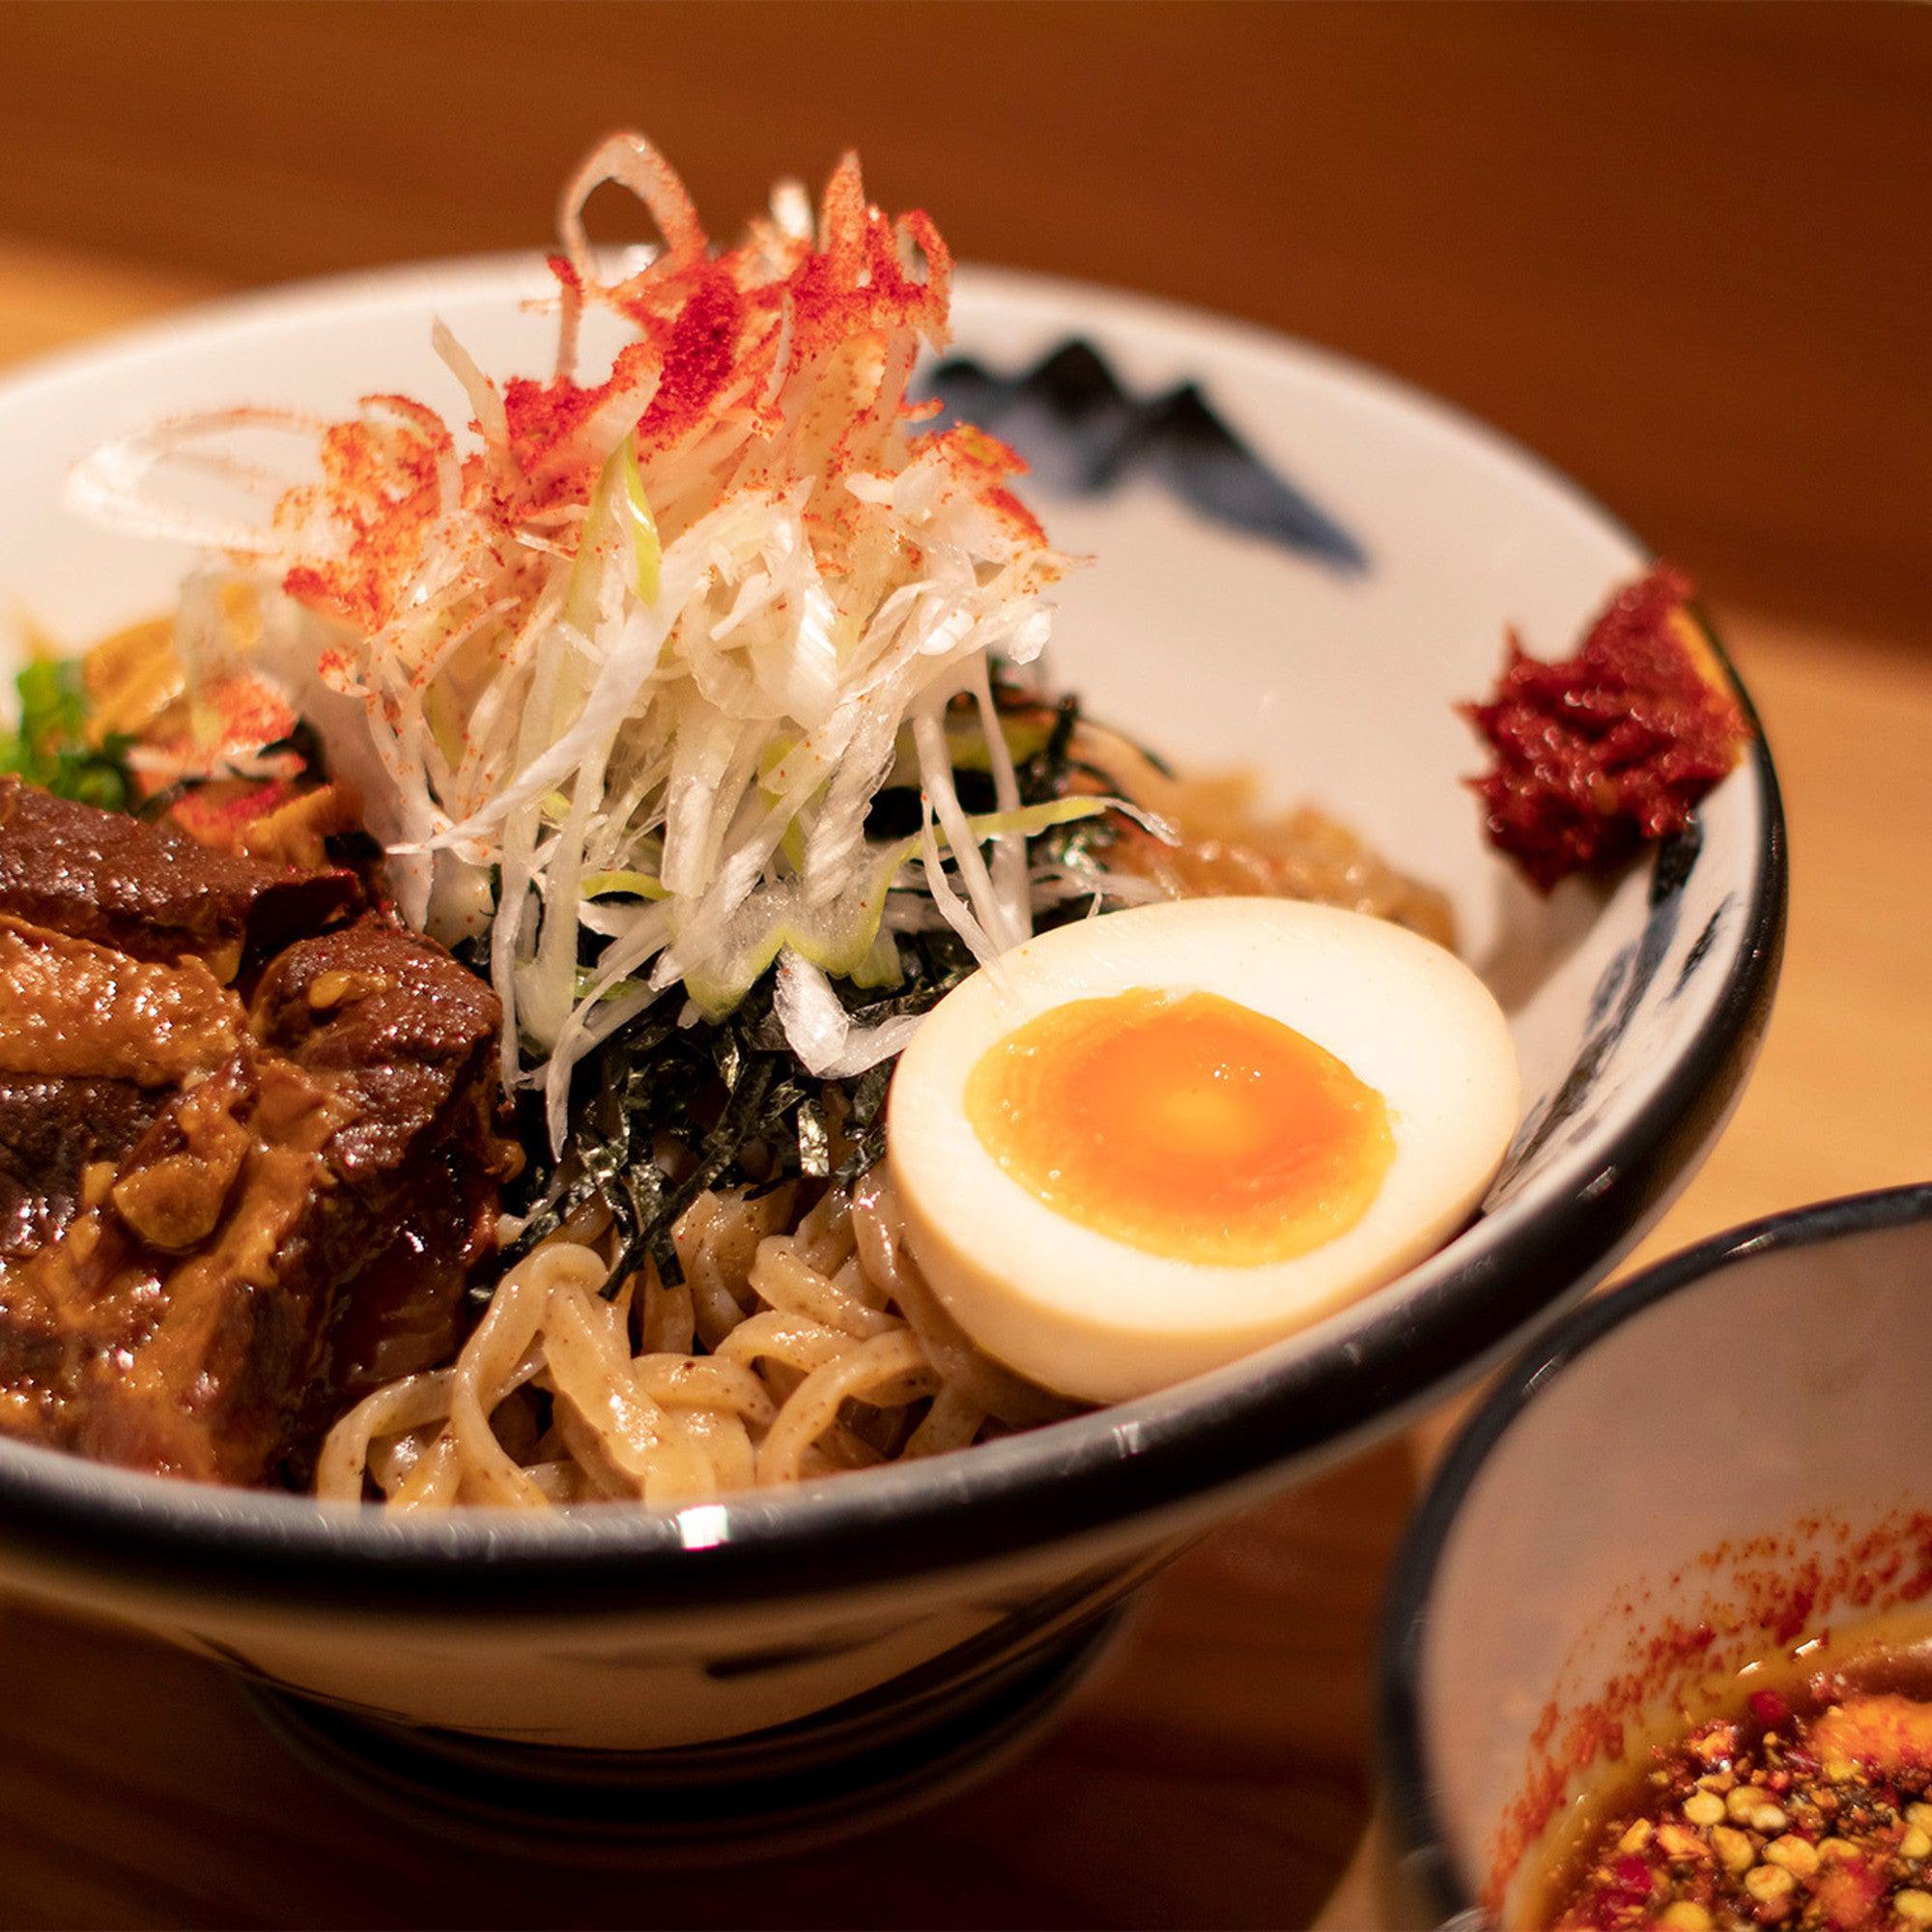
[0,655,134,810]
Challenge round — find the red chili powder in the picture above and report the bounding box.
[920,422,1046,545]
[278,411,446,631]
[167,778,293,847]
[632,264,745,451]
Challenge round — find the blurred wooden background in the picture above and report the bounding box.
[0,6,1927,1926]
[4,1,1927,651]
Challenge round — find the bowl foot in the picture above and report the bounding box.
[244,1607,1125,1866]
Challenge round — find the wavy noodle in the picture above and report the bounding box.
[317,1174,1063,1509]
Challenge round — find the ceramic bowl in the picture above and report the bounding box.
[0,260,1783,1837]
[1379,1182,1932,1930]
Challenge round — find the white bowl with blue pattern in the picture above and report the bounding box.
[0,261,1784,1843]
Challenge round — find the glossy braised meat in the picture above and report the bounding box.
[308,1145,500,1420]
[254,918,512,1445]
[0,916,243,1086]
[250,917,505,1190]
[0,790,509,1486]
[0,1050,355,1479]
[0,1077,158,1261]
[0,776,362,981]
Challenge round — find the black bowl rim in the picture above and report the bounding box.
[0,265,1788,1620]
[1378,1179,1932,1924]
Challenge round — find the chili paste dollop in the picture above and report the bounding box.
[1464,567,1752,893]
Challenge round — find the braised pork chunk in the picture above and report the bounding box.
[0,775,361,981]
[0,787,508,1485]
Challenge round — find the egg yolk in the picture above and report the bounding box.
[963,987,1393,1267]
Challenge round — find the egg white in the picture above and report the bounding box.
[886,898,1520,1404]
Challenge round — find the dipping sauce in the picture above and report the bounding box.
[1543,1652,1932,1930]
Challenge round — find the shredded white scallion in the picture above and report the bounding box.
[65,133,1125,1143]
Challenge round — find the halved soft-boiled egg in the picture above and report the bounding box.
[887,898,1519,1403]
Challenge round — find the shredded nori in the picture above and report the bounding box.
[498,932,979,1293]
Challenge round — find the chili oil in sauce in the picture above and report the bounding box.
[1539,1643,1932,1930]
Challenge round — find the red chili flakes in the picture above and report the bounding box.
[167,778,294,848]
[262,146,1035,641]
[499,375,594,472]
[1463,566,1752,892]
[1773,1574,1824,1648]
[632,264,745,452]
[502,336,656,476]
[781,202,948,367]
[1814,1858,1887,1929]
[1491,1515,1932,1917]
[277,410,446,632]
[919,423,1046,545]
[134,673,302,788]
[196,673,298,755]
[1548,1686,1932,1930]
[500,261,744,481]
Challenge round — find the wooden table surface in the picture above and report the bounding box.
[1,170,1930,1932]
